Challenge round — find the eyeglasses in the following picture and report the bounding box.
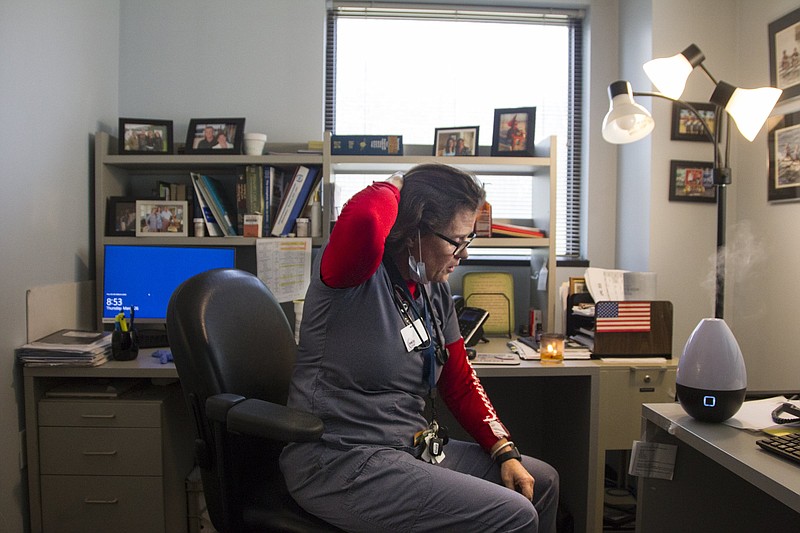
[434,231,476,256]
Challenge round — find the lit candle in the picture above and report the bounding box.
[540,333,564,363]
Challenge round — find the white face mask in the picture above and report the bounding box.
[408,229,428,284]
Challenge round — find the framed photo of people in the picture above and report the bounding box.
[135,200,188,236]
[668,160,716,203]
[769,6,800,104]
[118,118,173,154]
[767,111,800,202]
[185,118,245,154]
[670,102,716,142]
[491,107,536,156]
[433,126,479,156]
[106,196,138,236]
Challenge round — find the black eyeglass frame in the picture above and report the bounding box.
[433,231,477,256]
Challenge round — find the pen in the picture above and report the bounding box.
[129,307,135,329]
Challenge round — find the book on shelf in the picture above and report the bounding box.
[197,174,238,236]
[270,165,321,237]
[490,222,545,238]
[190,173,224,236]
[236,171,247,235]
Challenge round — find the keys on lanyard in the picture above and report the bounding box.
[414,420,450,464]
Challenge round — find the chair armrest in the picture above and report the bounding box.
[206,394,324,442]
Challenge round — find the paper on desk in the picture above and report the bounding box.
[723,396,800,432]
[584,267,627,301]
[629,440,677,480]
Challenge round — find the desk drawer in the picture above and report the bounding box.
[39,427,162,476]
[39,399,161,428]
[41,475,164,533]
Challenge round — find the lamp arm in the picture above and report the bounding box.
[632,90,723,170]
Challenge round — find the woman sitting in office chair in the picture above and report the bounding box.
[280,163,559,532]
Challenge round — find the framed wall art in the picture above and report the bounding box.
[106,196,138,236]
[118,118,173,154]
[135,200,188,236]
[669,160,716,203]
[670,102,717,142]
[767,111,800,202]
[185,118,245,154]
[769,6,800,104]
[491,107,536,156]
[434,126,479,156]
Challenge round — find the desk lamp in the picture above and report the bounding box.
[602,44,781,422]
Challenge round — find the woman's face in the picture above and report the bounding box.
[413,208,477,283]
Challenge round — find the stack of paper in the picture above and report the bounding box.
[16,329,111,367]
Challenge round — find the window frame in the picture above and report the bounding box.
[325,3,584,257]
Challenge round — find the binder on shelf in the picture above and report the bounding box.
[198,174,238,236]
[190,173,224,236]
[270,165,321,236]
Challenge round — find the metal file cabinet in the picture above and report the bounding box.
[33,384,193,533]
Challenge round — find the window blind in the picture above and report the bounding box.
[326,3,584,257]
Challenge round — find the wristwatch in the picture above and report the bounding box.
[495,445,522,465]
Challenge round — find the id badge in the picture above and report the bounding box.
[401,318,429,352]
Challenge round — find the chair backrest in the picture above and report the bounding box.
[166,268,299,531]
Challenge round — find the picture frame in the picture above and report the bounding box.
[668,160,716,203]
[670,102,717,142]
[185,118,245,154]
[491,107,536,156]
[106,196,138,236]
[118,118,173,154]
[135,200,188,236]
[769,7,800,104]
[433,126,479,156]
[767,111,800,202]
[569,277,587,295]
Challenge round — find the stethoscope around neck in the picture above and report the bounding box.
[390,281,448,366]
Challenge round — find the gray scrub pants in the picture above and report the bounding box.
[281,439,560,533]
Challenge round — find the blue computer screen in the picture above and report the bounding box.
[102,245,235,323]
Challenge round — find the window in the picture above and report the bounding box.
[327,4,583,257]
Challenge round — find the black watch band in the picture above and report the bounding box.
[495,446,522,465]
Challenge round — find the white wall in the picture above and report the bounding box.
[614,0,800,392]
[0,1,119,530]
[730,0,800,391]
[118,0,326,143]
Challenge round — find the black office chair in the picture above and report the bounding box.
[166,268,341,532]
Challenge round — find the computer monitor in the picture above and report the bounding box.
[102,244,236,324]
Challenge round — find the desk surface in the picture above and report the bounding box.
[643,402,800,513]
[21,340,674,380]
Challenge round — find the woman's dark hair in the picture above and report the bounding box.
[386,163,485,254]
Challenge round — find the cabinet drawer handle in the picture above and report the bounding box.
[82,450,118,456]
[84,498,119,505]
[81,414,116,419]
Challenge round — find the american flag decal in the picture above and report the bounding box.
[595,302,651,332]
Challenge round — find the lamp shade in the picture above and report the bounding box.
[677,318,746,423]
[643,44,705,100]
[602,80,655,144]
[710,81,782,142]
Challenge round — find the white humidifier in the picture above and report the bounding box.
[676,318,747,423]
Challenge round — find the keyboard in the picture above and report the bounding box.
[756,433,800,465]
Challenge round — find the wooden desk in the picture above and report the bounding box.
[637,403,800,532]
[463,339,676,532]
[23,344,675,533]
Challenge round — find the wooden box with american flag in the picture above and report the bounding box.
[592,301,673,358]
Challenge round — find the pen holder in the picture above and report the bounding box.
[112,329,139,361]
